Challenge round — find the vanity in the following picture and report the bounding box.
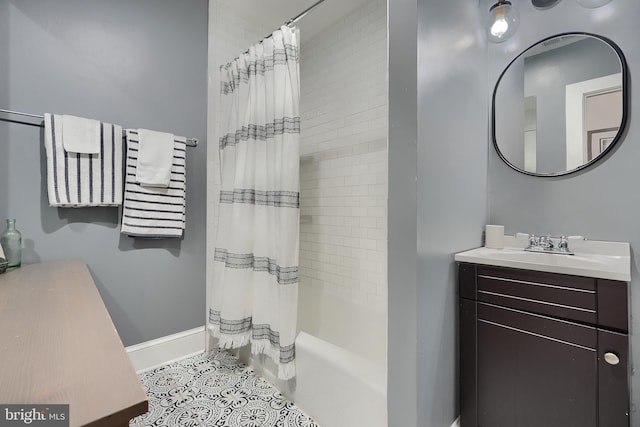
[456,237,630,427]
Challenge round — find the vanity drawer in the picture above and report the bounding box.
[476,265,597,324]
[478,302,597,351]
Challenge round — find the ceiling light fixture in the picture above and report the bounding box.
[532,0,562,9]
[576,0,613,8]
[488,0,520,43]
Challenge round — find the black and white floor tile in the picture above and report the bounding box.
[129,350,319,427]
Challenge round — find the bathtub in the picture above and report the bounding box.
[241,285,387,427]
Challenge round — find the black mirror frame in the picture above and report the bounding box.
[491,32,629,177]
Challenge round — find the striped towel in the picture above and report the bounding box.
[121,130,186,238]
[43,113,123,207]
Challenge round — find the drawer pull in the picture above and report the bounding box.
[604,352,620,365]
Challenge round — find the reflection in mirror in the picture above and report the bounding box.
[566,72,622,169]
[492,33,627,176]
[524,96,537,172]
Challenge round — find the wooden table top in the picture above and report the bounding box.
[0,260,148,426]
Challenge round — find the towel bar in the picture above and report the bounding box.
[0,108,199,147]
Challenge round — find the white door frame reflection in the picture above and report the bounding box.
[565,72,622,171]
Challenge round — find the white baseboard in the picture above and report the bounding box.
[126,326,206,373]
[450,416,460,427]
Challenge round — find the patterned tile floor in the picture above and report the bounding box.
[129,350,319,427]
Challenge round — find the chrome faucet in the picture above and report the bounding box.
[525,234,574,255]
[557,236,570,251]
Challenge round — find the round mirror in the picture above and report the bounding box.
[492,33,628,176]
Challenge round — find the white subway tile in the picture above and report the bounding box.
[367,227,387,240]
[343,236,361,248]
[359,238,377,250]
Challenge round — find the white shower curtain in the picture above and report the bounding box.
[209,26,300,380]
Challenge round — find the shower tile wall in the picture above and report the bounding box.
[299,141,387,308]
[299,0,387,309]
[300,0,387,156]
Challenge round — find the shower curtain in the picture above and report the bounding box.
[209,26,301,380]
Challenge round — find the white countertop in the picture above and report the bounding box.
[454,236,631,281]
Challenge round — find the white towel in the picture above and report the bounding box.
[44,113,123,207]
[136,128,175,187]
[121,130,186,238]
[61,114,101,154]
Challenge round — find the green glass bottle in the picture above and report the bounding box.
[0,219,22,268]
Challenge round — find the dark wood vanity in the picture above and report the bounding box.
[459,262,629,427]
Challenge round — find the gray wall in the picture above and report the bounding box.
[0,0,208,346]
[416,0,488,425]
[0,1,8,223]
[388,0,489,425]
[487,0,640,424]
[388,0,418,424]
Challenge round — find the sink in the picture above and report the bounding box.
[454,237,630,281]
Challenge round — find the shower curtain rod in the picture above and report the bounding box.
[255,0,326,44]
[286,0,326,26]
[0,108,199,147]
